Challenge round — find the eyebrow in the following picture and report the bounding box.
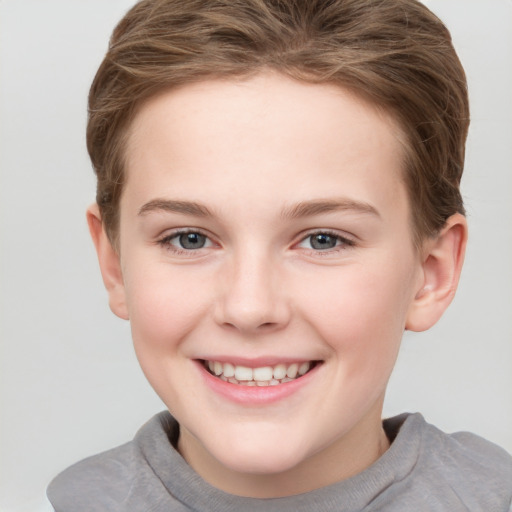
[138,199,212,217]
[281,199,380,219]
[137,197,380,220]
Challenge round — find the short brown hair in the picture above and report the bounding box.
[87,0,469,248]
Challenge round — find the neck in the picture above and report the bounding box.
[178,404,390,498]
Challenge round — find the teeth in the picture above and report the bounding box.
[253,366,273,381]
[286,363,299,379]
[213,361,223,376]
[223,362,235,378]
[273,364,287,380]
[205,360,313,386]
[299,362,310,375]
[234,365,253,381]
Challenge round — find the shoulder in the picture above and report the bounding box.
[47,441,137,511]
[420,415,512,479]
[391,413,512,510]
[47,412,179,512]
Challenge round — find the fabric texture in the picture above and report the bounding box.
[47,412,512,511]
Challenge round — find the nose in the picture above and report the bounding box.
[214,249,291,334]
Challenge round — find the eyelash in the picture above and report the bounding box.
[156,229,356,256]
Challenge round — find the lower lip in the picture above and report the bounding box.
[195,360,320,406]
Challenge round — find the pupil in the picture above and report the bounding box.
[311,233,336,250]
[179,232,206,249]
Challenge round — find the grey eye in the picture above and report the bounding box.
[179,232,207,249]
[309,233,338,250]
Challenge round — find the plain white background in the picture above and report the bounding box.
[0,1,511,510]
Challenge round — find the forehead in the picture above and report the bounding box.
[123,73,408,222]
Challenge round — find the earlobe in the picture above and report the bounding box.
[406,213,467,332]
[86,204,129,320]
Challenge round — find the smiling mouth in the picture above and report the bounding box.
[202,360,318,387]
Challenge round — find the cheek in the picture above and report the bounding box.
[297,260,415,359]
[123,264,211,354]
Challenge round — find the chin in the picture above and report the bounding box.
[207,431,310,476]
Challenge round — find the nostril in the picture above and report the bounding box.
[221,320,277,332]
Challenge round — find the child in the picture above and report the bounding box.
[47,0,512,510]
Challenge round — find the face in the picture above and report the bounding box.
[113,73,427,495]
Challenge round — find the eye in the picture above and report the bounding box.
[308,233,338,250]
[297,231,354,251]
[177,232,208,249]
[158,230,213,252]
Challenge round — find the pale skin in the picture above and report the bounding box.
[88,73,467,498]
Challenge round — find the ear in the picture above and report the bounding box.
[406,213,467,332]
[86,204,129,320]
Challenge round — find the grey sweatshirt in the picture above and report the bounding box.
[48,412,512,511]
